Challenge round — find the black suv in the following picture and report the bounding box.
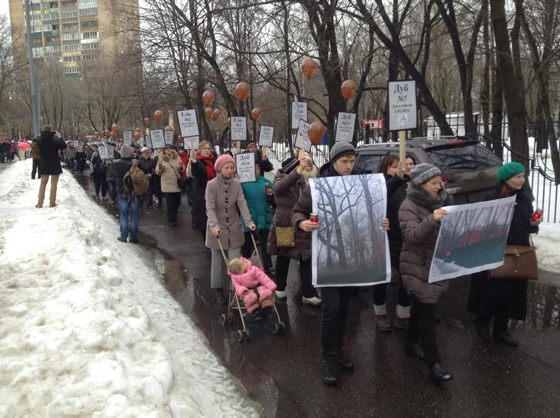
[354,136,503,204]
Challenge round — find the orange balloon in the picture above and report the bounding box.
[308,122,326,145]
[235,82,250,101]
[164,125,173,131]
[134,131,141,141]
[104,129,110,137]
[212,109,222,121]
[154,110,164,122]
[251,108,262,121]
[341,79,357,100]
[111,124,118,133]
[135,127,141,132]
[205,108,214,119]
[202,90,214,106]
[109,132,115,139]
[144,118,150,126]
[94,131,99,138]
[302,58,317,79]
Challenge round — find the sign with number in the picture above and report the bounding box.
[164,130,174,145]
[295,120,312,152]
[291,101,308,129]
[235,152,256,183]
[150,129,165,149]
[185,137,200,150]
[98,144,109,159]
[259,125,274,148]
[231,117,247,141]
[177,109,199,137]
[335,112,357,142]
[388,80,417,132]
[123,131,132,146]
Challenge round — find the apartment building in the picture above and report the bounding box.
[9,0,140,77]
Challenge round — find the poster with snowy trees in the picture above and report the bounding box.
[429,196,516,283]
[310,174,391,287]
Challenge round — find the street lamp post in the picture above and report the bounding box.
[24,0,40,137]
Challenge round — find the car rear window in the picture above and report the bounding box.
[425,143,502,171]
[355,155,385,174]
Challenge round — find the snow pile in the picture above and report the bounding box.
[0,161,260,417]
[533,223,560,271]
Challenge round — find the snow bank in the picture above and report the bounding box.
[0,161,261,417]
[533,223,560,271]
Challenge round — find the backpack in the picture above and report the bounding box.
[123,160,149,196]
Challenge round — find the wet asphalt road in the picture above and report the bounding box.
[73,172,560,418]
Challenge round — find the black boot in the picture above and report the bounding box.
[428,363,453,382]
[473,318,491,342]
[322,354,338,386]
[215,288,226,305]
[337,350,355,373]
[493,331,518,347]
[404,341,425,360]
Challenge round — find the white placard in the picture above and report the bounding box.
[295,120,312,152]
[145,134,152,149]
[137,137,145,147]
[259,125,274,148]
[123,131,132,146]
[185,137,200,150]
[164,130,174,145]
[388,80,417,132]
[150,129,165,149]
[231,117,247,141]
[235,152,256,183]
[108,146,115,159]
[335,112,356,142]
[428,197,516,283]
[291,102,308,129]
[98,144,109,159]
[177,109,199,137]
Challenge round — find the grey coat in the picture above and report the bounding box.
[267,169,311,261]
[398,182,449,304]
[205,175,254,250]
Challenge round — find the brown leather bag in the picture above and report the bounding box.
[488,245,538,280]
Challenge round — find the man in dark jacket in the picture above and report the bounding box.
[137,147,157,209]
[36,126,67,208]
[292,142,389,387]
[112,144,140,243]
[247,143,273,172]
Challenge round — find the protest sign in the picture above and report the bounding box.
[123,131,132,146]
[164,130,174,145]
[98,144,109,159]
[310,174,390,287]
[235,152,256,183]
[259,125,274,148]
[295,120,312,152]
[291,102,308,129]
[335,112,356,142]
[150,129,165,149]
[231,117,247,142]
[429,196,516,283]
[177,109,199,138]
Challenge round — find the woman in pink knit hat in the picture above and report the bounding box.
[205,154,256,304]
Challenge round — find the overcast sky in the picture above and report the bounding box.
[1,2,11,24]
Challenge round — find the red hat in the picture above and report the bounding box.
[214,154,236,172]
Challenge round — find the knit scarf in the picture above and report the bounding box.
[406,181,447,211]
[197,154,216,180]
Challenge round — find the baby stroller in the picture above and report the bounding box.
[218,233,286,343]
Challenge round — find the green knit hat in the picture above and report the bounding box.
[497,162,525,181]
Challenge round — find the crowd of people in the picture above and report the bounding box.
[28,125,542,387]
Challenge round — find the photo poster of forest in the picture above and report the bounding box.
[428,196,517,283]
[310,174,391,287]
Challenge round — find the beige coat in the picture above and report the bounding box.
[205,175,254,250]
[155,150,183,193]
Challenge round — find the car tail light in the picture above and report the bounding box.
[441,174,449,185]
[447,140,468,146]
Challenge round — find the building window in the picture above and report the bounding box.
[64,55,81,62]
[43,12,59,20]
[64,67,81,75]
[81,20,98,28]
[79,0,97,5]
[82,42,99,50]
[80,8,97,16]
[82,54,96,62]
[63,33,80,41]
[61,10,78,19]
[63,43,80,52]
[81,31,98,39]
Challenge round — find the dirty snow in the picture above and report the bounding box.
[0,160,260,417]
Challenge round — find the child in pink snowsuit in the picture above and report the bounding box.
[229,257,277,321]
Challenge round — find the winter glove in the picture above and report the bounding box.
[161,154,170,162]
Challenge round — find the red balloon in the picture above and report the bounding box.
[341,79,357,100]
[212,109,222,121]
[94,131,99,139]
[154,110,164,122]
[235,82,250,101]
[134,131,141,141]
[109,132,115,140]
[202,90,214,106]
[251,108,262,121]
[111,123,119,133]
[104,129,110,137]
[205,108,214,119]
[302,58,317,79]
[308,122,326,145]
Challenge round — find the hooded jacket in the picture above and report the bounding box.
[155,150,183,193]
[37,131,67,175]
